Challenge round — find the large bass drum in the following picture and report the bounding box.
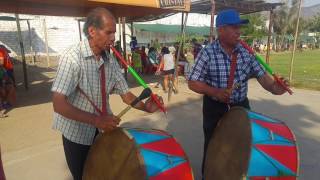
[83,128,194,180]
[204,107,299,180]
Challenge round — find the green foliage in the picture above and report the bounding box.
[241,12,268,42]
[308,13,320,32]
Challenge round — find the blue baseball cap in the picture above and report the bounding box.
[216,9,249,27]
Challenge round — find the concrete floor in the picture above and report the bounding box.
[1,76,320,180]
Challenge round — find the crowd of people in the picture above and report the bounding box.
[127,36,208,94]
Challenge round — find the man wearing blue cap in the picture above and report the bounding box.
[188,9,289,178]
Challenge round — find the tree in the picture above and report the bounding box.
[272,0,291,51]
[241,12,268,44]
[272,0,304,51]
[308,13,320,32]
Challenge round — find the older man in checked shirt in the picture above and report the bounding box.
[188,9,289,178]
[51,8,163,180]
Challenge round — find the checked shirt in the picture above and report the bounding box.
[52,38,129,145]
[188,40,266,104]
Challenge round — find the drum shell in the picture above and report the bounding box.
[83,127,194,180]
[204,107,299,180]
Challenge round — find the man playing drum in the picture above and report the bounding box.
[187,9,289,179]
[51,7,163,180]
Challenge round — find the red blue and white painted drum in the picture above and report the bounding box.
[246,110,299,179]
[125,128,194,180]
[83,128,194,180]
[204,107,299,180]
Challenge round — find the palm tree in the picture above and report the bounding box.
[272,0,304,51]
[272,0,290,51]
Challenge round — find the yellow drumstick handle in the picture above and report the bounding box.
[116,106,132,119]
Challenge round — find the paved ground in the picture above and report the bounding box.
[1,62,320,179]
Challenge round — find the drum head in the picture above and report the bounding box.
[83,128,146,180]
[204,107,252,180]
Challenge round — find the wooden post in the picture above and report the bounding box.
[266,10,273,64]
[130,21,134,37]
[170,13,188,101]
[122,17,127,80]
[43,18,50,68]
[289,0,303,83]
[118,18,121,45]
[15,14,29,90]
[27,20,36,65]
[181,13,184,33]
[210,0,216,43]
[78,19,82,41]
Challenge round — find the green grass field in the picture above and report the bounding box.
[264,49,320,91]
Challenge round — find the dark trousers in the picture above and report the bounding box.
[201,95,250,177]
[62,130,98,180]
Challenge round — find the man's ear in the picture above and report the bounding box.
[88,26,96,39]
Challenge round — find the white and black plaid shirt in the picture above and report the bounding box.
[52,38,129,145]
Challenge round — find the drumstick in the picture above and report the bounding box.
[111,46,167,113]
[116,88,152,119]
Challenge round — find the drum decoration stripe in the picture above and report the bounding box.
[127,129,169,145]
[248,147,281,176]
[140,149,185,177]
[257,150,296,176]
[248,111,279,123]
[138,129,170,136]
[251,122,293,146]
[141,138,187,157]
[248,147,296,177]
[255,145,298,173]
[253,119,295,141]
[150,162,194,180]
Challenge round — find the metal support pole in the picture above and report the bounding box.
[27,20,36,65]
[266,10,273,64]
[289,0,303,82]
[210,0,216,43]
[15,14,29,90]
[122,17,127,80]
[78,19,82,41]
[43,18,50,68]
[130,21,134,37]
[118,18,121,45]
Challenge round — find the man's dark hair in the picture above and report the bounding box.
[83,7,115,38]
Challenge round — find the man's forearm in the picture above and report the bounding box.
[52,93,97,125]
[258,74,286,95]
[121,92,146,112]
[188,81,218,97]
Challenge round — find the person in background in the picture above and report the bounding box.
[132,47,142,74]
[156,47,178,93]
[0,45,15,87]
[0,51,15,117]
[130,36,138,51]
[147,47,158,74]
[191,38,203,61]
[140,46,148,74]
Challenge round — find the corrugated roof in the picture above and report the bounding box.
[191,0,283,14]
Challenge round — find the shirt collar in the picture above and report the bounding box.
[81,38,110,66]
[215,39,241,55]
[81,38,94,59]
